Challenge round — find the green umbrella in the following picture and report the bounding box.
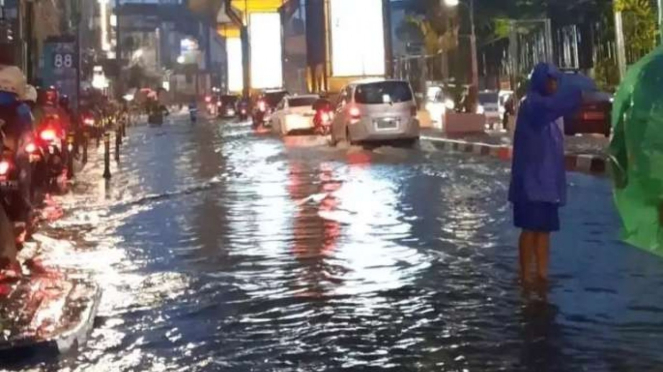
[610,46,663,255]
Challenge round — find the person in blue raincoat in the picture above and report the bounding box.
[509,63,582,286]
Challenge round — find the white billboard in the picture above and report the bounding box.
[227,37,243,92]
[249,13,283,89]
[330,0,385,77]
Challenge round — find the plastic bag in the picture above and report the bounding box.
[610,46,663,254]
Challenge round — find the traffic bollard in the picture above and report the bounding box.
[114,129,120,162]
[115,120,123,146]
[82,131,89,164]
[103,132,111,179]
[66,133,75,180]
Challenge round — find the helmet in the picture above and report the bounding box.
[23,85,37,102]
[37,86,59,106]
[0,65,27,97]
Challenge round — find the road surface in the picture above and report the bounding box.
[11,114,663,372]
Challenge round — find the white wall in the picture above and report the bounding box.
[249,12,283,89]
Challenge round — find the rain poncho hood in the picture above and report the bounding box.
[509,63,581,205]
[610,46,663,254]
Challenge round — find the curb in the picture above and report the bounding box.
[421,136,607,175]
[0,279,101,360]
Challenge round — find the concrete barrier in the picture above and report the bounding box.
[444,112,486,134]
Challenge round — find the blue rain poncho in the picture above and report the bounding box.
[509,63,582,206]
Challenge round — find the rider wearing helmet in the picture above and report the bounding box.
[0,65,35,269]
[34,86,71,135]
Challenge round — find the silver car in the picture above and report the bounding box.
[330,79,420,146]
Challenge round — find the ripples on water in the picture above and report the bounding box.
[11,118,663,372]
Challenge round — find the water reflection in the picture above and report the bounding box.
[289,162,343,298]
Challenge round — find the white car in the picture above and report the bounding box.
[270,94,319,135]
[425,86,455,126]
[478,90,501,125]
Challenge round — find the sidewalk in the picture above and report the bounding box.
[0,130,114,358]
[420,128,610,175]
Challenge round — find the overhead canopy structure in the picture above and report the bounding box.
[189,0,288,25]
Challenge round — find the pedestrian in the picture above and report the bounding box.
[509,63,582,287]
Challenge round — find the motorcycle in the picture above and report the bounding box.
[0,143,35,248]
[189,107,198,124]
[252,100,268,129]
[237,102,249,121]
[238,107,248,121]
[34,121,66,189]
[313,108,334,136]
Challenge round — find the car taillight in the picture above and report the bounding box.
[205,96,212,103]
[25,143,36,153]
[349,106,361,119]
[40,129,57,141]
[83,117,95,126]
[258,101,266,112]
[0,161,10,175]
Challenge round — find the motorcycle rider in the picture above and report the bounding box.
[312,93,334,134]
[188,100,198,123]
[0,65,36,267]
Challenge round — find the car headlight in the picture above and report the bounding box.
[477,104,485,114]
[445,98,455,110]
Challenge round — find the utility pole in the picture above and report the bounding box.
[75,0,81,114]
[614,10,627,80]
[469,0,478,93]
[116,0,122,98]
[659,0,663,45]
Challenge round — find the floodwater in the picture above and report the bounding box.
[9,115,663,371]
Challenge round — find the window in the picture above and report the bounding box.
[220,95,238,105]
[263,91,288,107]
[479,92,499,105]
[355,81,413,104]
[336,86,349,108]
[288,97,318,107]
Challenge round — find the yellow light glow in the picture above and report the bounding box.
[230,0,284,13]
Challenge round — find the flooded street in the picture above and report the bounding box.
[12,115,663,372]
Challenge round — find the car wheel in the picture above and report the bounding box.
[334,125,350,147]
[330,126,338,146]
[346,127,355,145]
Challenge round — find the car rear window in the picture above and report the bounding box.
[288,97,318,107]
[479,92,499,104]
[221,95,238,104]
[263,91,288,106]
[355,82,413,104]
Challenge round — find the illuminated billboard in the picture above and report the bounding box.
[227,37,243,92]
[330,0,385,77]
[249,13,283,89]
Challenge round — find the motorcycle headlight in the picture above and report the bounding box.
[445,98,455,110]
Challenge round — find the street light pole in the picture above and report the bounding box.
[659,0,663,45]
[468,0,479,91]
[443,0,479,107]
